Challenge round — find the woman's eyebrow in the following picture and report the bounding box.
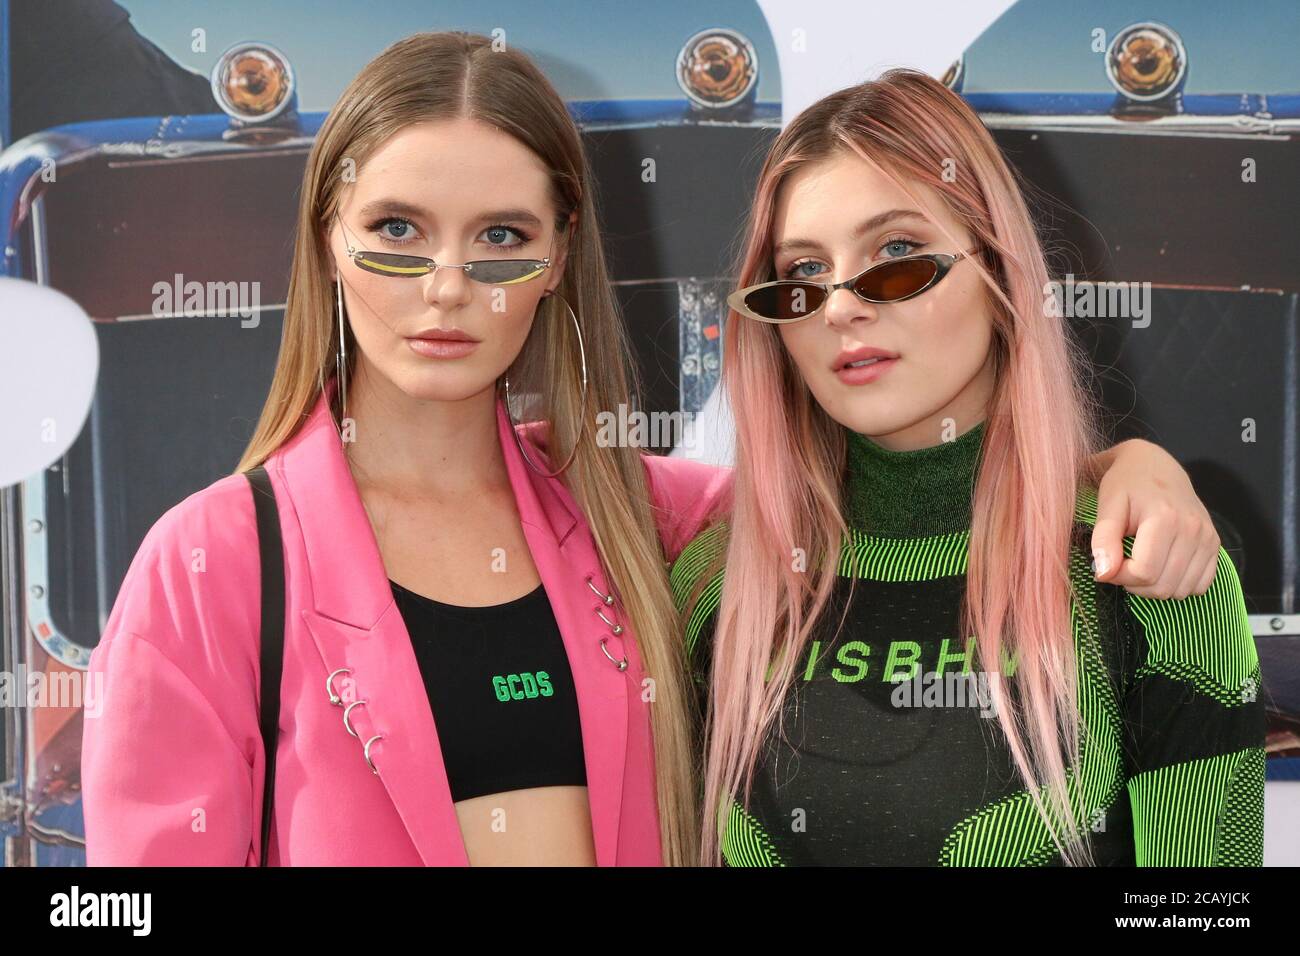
[355,198,429,220]
[351,201,543,229]
[773,209,928,256]
[474,209,543,227]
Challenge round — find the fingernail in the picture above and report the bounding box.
[1092,550,1109,577]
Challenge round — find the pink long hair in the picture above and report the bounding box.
[697,68,1107,865]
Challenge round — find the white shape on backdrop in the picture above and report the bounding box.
[761,0,1017,125]
[0,278,99,486]
[673,0,1016,465]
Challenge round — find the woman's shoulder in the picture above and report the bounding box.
[670,520,730,592]
[149,470,259,537]
[1119,549,1257,703]
[1070,485,1257,700]
[669,520,729,673]
[130,472,262,585]
[668,520,731,653]
[640,452,734,563]
[97,471,263,673]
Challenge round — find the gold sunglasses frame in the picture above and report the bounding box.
[336,216,553,285]
[727,249,977,324]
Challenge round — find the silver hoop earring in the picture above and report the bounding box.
[335,273,349,423]
[502,290,589,478]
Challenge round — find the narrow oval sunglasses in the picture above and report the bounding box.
[727,250,975,324]
[337,216,552,285]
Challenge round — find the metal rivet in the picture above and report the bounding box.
[343,699,368,737]
[364,734,384,775]
[326,667,351,706]
[585,576,615,604]
[599,638,628,672]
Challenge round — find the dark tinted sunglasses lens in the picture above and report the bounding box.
[856,258,938,301]
[743,282,826,321]
[352,252,433,277]
[465,260,547,284]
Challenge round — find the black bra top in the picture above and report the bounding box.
[388,578,588,803]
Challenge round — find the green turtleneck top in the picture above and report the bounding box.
[842,419,985,536]
[670,421,1264,866]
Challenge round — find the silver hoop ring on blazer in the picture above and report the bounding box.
[600,638,628,672]
[364,734,383,775]
[326,667,351,707]
[585,576,615,605]
[343,699,367,737]
[502,290,588,478]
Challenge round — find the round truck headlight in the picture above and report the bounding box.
[1106,22,1186,103]
[211,41,295,123]
[676,28,758,110]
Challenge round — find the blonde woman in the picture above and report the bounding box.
[83,37,1221,867]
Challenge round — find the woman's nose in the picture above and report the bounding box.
[822,286,877,328]
[421,262,474,309]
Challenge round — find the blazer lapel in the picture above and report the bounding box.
[298,608,469,866]
[275,383,467,866]
[273,382,631,866]
[494,399,630,867]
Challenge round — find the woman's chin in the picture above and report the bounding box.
[386,367,501,406]
[815,393,914,439]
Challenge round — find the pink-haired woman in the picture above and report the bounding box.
[672,69,1263,867]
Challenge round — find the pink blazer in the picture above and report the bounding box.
[81,387,731,866]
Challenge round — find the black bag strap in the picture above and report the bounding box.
[245,464,285,867]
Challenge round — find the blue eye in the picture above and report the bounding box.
[882,238,919,257]
[481,224,530,249]
[366,217,418,246]
[784,259,827,280]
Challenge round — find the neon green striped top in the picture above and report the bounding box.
[670,421,1265,866]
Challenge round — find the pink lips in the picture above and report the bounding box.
[405,327,480,360]
[833,345,898,385]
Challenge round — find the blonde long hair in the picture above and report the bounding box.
[697,69,1106,865]
[235,32,698,865]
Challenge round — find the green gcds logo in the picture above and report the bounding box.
[493,672,554,702]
